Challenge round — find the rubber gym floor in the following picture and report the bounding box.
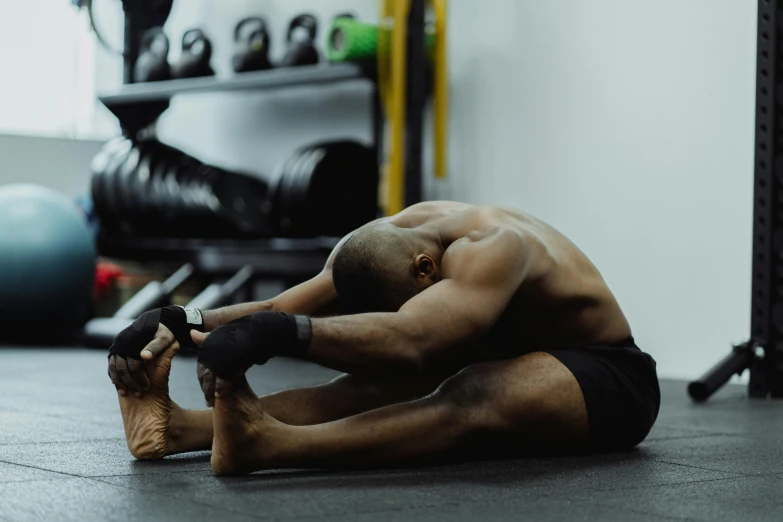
[0,347,780,522]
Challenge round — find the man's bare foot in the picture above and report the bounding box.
[118,345,188,460]
[211,373,283,476]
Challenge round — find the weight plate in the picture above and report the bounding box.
[91,137,127,221]
[115,143,142,219]
[99,139,134,228]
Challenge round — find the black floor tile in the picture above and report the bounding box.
[0,439,212,477]
[0,477,257,522]
[0,347,780,522]
[596,474,783,522]
[644,433,783,475]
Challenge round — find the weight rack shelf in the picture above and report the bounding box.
[99,63,371,131]
[98,234,341,278]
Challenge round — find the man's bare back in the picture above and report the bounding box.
[375,201,631,352]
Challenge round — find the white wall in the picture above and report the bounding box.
[91,0,758,379]
[444,0,757,379]
[0,134,103,200]
[0,2,105,138]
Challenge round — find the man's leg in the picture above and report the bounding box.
[119,346,444,460]
[210,351,589,475]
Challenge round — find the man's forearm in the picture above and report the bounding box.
[306,314,423,375]
[202,301,275,331]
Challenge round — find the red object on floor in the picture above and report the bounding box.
[94,262,124,298]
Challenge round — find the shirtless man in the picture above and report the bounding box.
[107,201,660,476]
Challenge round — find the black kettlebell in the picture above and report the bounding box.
[232,17,272,73]
[280,14,320,67]
[171,28,215,79]
[134,27,171,83]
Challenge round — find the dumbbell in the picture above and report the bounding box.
[134,27,171,82]
[232,16,272,73]
[171,28,215,79]
[280,14,320,67]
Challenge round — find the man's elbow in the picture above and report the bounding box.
[395,347,427,375]
[388,317,435,374]
[393,334,439,374]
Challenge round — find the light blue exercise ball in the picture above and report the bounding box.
[0,185,96,333]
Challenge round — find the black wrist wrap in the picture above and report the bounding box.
[160,306,205,349]
[108,306,204,359]
[197,311,312,377]
[109,309,160,359]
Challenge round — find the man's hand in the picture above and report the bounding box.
[108,323,177,397]
[195,312,311,405]
[191,330,218,407]
[107,306,205,397]
[193,329,251,407]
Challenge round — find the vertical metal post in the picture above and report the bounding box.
[371,84,385,218]
[404,0,426,207]
[749,0,783,397]
[121,1,143,84]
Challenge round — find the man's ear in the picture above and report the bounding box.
[414,254,438,282]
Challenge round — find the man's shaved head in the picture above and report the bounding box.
[332,224,421,313]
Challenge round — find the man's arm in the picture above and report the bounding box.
[202,271,338,330]
[200,217,394,330]
[305,229,532,375]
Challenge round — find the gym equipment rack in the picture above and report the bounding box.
[94,0,431,288]
[689,0,783,400]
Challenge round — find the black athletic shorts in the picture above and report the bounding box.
[544,337,660,452]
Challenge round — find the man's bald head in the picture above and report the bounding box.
[331,224,424,313]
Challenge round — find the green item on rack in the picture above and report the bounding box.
[326,17,435,63]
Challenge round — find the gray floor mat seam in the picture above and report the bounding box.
[0,459,85,480]
[0,437,124,447]
[650,458,747,474]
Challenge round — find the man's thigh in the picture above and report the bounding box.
[433,351,589,453]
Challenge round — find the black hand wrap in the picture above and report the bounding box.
[109,306,206,359]
[197,311,312,377]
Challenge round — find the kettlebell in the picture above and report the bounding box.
[232,17,272,73]
[280,14,320,67]
[171,28,215,79]
[133,27,171,83]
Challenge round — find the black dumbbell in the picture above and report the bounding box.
[134,27,171,83]
[280,14,320,67]
[233,17,272,73]
[171,28,215,79]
